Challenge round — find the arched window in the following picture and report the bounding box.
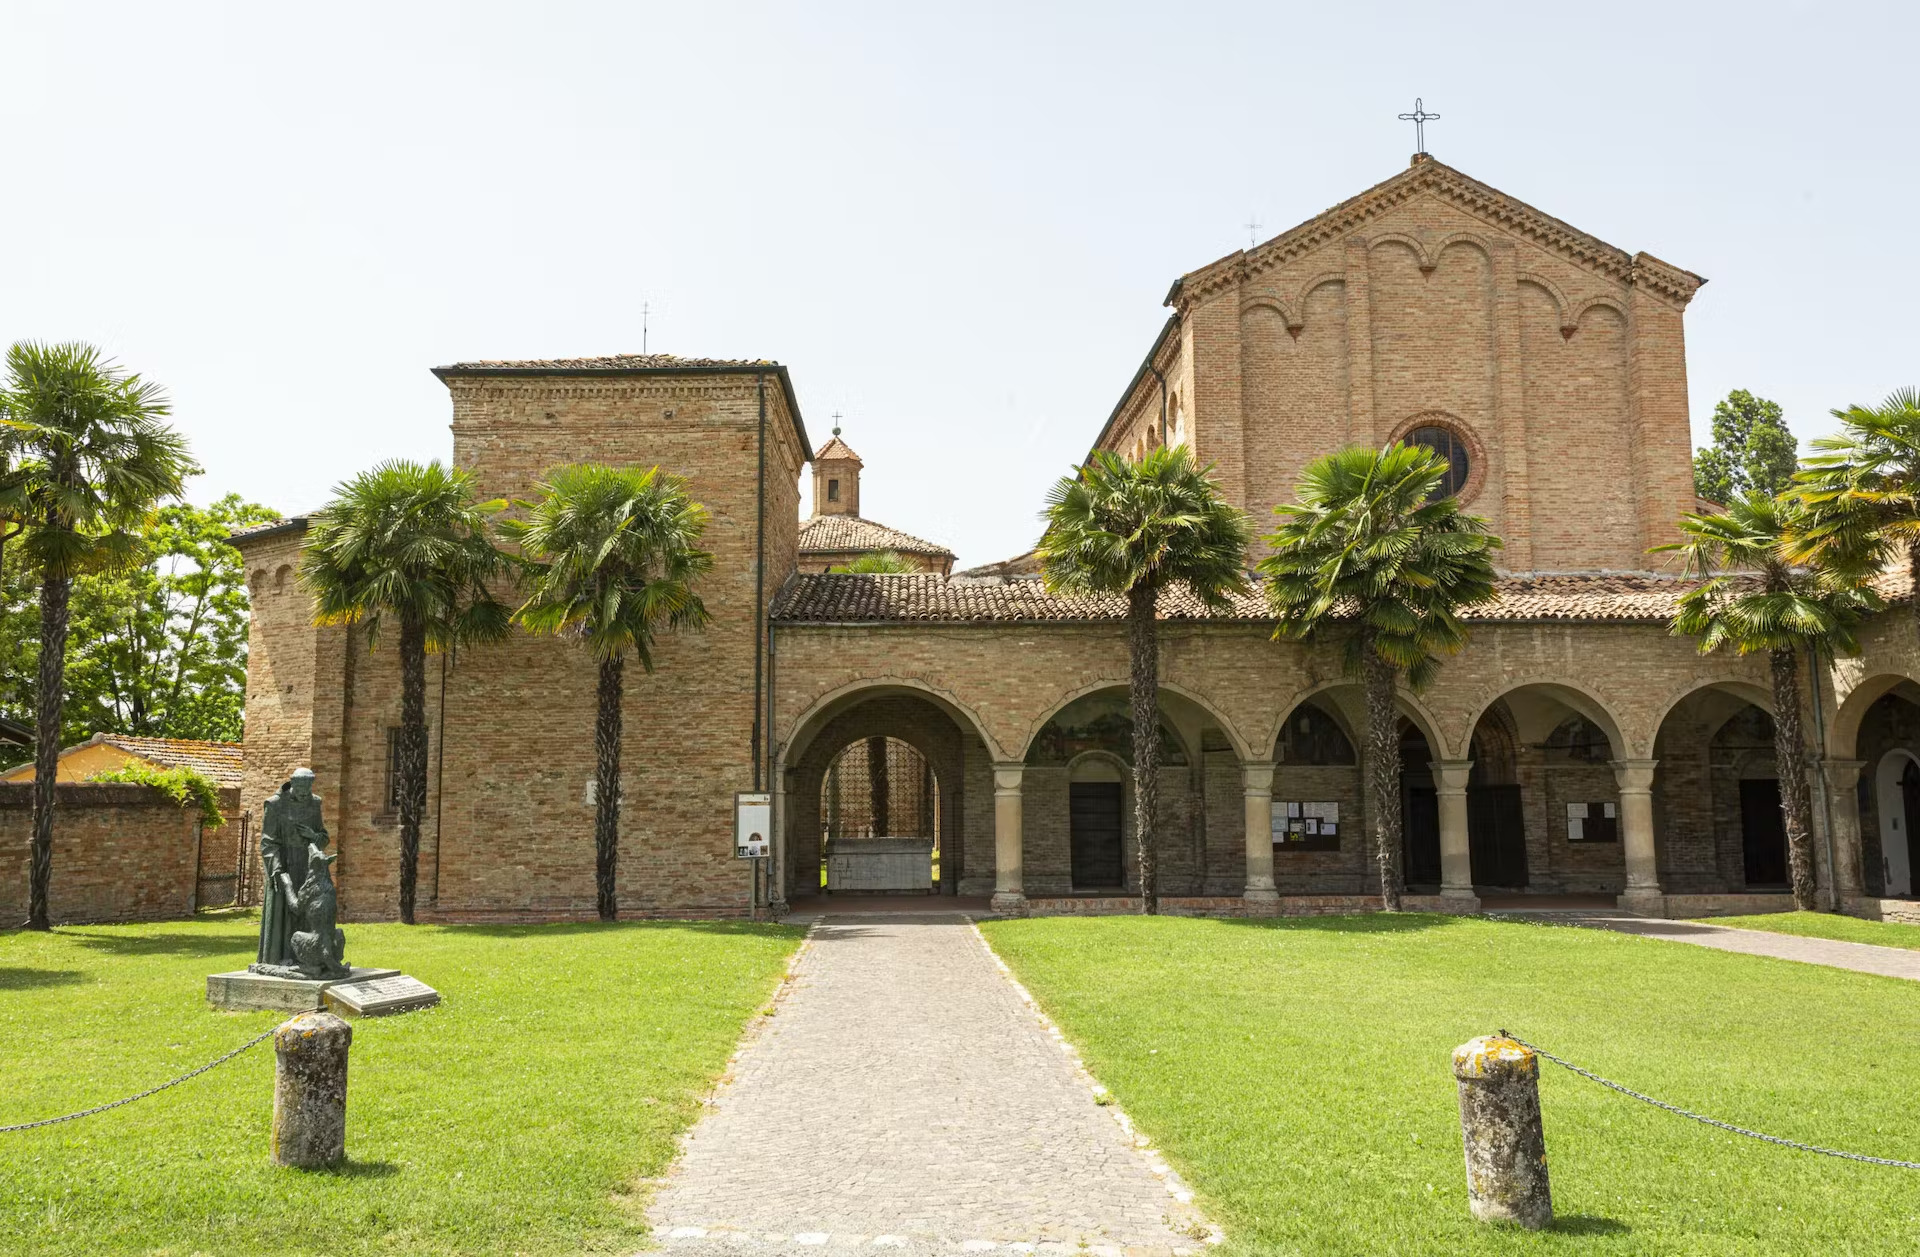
[1406,424,1471,498]
[1279,702,1355,765]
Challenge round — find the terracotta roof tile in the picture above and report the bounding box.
[436,353,778,371]
[772,572,1698,625]
[812,436,863,464]
[797,516,955,559]
[98,736,244,788]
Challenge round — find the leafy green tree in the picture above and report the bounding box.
[501,464,713,921]
[1037,446,1250,913]
[1693,389,1798,505]
[1656,492,1874,910]
[0,342,197,930]
[1790,388,1920,639]
[829,551,916,574]
[0,495,276,769]
[1260,443,1500,911]
[302,461,510,924]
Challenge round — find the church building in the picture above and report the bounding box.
[234,155,1920,923]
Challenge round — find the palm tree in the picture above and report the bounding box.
[1656,491,1875,910]
[301,460,510,924]
[1259,443,1500,911]
[1037,446,1250,913]
[830,551,915,574]
[1790,387,1920,636]
[500,464,712,921]
[0,343,195,930]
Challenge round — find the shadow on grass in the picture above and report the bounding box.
[305,1159,401,1179]
[0,967,87,989]
[442,920,804,941]
[61,930,254,958]
[1209,912,1467,936]
[1551,1215,1631,1235]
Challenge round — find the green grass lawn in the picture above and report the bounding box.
[1696,910,1920,952]
[980,914,1920,1256]
[0,913,803,1256]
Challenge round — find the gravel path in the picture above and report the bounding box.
[645,913,1208,1257]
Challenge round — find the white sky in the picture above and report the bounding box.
[5,1,1914,570]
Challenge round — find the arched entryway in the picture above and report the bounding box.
[1649,682,1785,893]
[1873,750,1917,897]
[782,687,994,902]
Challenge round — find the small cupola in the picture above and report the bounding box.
[811,423,863,517]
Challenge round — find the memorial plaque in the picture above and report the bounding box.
[322,973,440,1017]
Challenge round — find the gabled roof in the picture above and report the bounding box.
[772,572,1698,625]
[1169,156,1706,311]
[797,516,955,559]
[813,436,863,464]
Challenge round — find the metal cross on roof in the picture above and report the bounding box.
[1398,97,1440,154]
[1244,214,1263,248]
[830,410,843,436]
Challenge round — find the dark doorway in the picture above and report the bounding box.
[1069,782,1124,889]
[1404,786,1440,884]
[1739,778,1788,886]
[1467,784,1528,887]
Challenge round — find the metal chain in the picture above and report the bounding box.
[0,1027,276,1134]
[1503,1032,1920,1171]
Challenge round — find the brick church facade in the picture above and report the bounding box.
[236,156,1920,923]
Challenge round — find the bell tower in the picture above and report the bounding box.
[811,423,862,517]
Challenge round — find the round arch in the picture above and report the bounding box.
[1645,678,1775,757]
[1264,680,1449,760]
[1017,677,1253,762]
[781,676,1008,767]
[1461,679,1630,761]
[1829,673,1920,760]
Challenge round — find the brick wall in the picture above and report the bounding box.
[0,784,200,924]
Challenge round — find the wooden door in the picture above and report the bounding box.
[1069,782,1124,889]
[1740,778,1789,886]
[1468,784,1529,888]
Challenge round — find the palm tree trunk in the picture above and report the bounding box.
[397,618,429,925]
[867,735,889,836]
[1362,634,1404,912]
[26,570,71,930]
[595,652,623,921]
[1128,582,1161,914]
[1910,541,1919,642]
[1769,646,1818,910]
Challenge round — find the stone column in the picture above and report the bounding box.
[1452,1035,1553,1229]
[991,763,1027,913]
[272,1011,351,1168]
[769,774,790,917]
[1432,759,1479,910]
[1612,759,1662,915]
[1822,759,1866,904]
[1241,761,1277,904]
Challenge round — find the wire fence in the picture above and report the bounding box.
[0,1027,275,1134]
[1506,1031,1920,1171]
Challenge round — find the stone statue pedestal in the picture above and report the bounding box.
[206,966,401,1013]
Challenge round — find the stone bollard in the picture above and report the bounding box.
[272,1011,352,1168]
[1452,1035,1552,1229]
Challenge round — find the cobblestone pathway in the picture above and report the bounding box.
[1492,909,1920,981]
[646,914,1208,1256]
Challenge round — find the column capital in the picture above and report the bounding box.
[1241,760,1275,792]
[992,763,1025,793]
[1430,758,1474,794]
[1821,758,1867,789]
[1610,758,1659,793]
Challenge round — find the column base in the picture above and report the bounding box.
[1616,889,1666,918]
[989,891,1029,915]
[1440,890,1481,913]
[768,897,790,919]
[1242,887,1280,903]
